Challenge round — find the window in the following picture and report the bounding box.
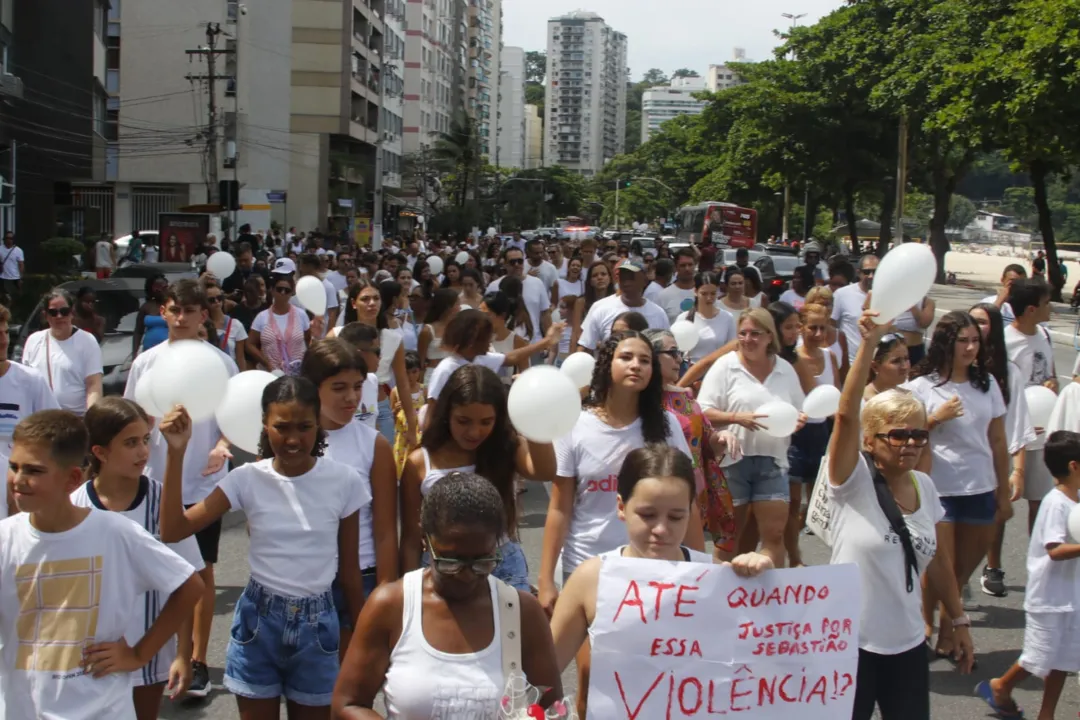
[108,0,121,22]
[94,0,107,39]
[105,143,118,181]
[93,86,107,138]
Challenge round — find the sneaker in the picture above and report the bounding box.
[981,566,1008,597]
[187,660,212,698]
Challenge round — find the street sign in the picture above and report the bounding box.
[267,191,287,203]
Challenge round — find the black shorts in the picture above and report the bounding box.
[184,504,222,565]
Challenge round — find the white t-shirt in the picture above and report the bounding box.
[558,277,584,299]
[0,362,59,454]
[215,316,248,362]
[21,329,103,415]
[675,308,736,364]
[778,289,806,311]
[827,455,944,655]
[904,374,1006,497]
[578,294,671,350]
[326,270,349,293]
[980,295,1015,324]
[832,283,868,362]
[697,352,806,468]
[555,410,691,574]
[0,245,23,280]
[643,281,664,304]
[95,241,114,270]
[427,352,506,402]
[1005,361,1037,454]
[0,510,194,719]
[324,422,380,570]
[526,260,559,294]
[354,372,379,428]
[216,457,370,597]
[1024,487,1079,614]
[123,341,239,504]
[1005,324,1055,388]
[487,274,549,343]
[252,307,312,336]
[657,284,697,323]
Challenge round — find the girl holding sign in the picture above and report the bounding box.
[827,308,973,720]
[550,444,773,717]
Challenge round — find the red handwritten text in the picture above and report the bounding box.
[727,583,830,609]
[613,580,702,623]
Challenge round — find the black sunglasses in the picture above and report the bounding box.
[656,347,682,359]
[207,296,223,304]
[46,307,72,318]
[874,429,930,447]
[507,258,524,266]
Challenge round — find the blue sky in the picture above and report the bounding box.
[502,0,846,79]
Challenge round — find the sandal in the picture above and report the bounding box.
[974,680,1024,718]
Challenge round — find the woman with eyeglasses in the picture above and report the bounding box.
[201,278,248,371]
[828,309,973,720]
[569,260,615,352]
[133,273,170,355]
[905,310,1009,662]
[249,272,311,376]
[333,471,562,718]
[22,288,104,416]
[645,329,737,560]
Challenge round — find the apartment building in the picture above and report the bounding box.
[523,103,542,169]
[496,46,524,169]
[467,0,500,157]
[640,76,707,143]
[0,0,19,237]
[543,11,627,176]
[706,62,744,92]
[402,0,462,155]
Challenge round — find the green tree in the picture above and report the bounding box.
[948,195,978,230]
[641,68,668,86]
[671,68,700,79]
[525,51,546,84]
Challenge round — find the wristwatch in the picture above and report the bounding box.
[951,615,972,628]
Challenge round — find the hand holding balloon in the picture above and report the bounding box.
[868,244,937,325]
[159,406,193,450]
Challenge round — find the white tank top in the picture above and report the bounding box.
[378,328,403,384]
[427,329,449,364]
[489,332,517,384]
[323,421,379,569]
[383,569,504,719]
[420,447,475,496]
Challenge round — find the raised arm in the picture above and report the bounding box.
[677,339,738,389]
[157,407,233,543]
[514,436,557,481]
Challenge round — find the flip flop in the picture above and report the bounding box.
[974,680,1024,718]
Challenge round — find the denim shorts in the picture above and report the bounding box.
[422,539,530,592]
[331,568,379,630]
[788,420,831,482]
[224,578,340,706]
[939,491,997,526]
[724,456,789,507]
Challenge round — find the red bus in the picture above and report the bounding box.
[674,202,757,248]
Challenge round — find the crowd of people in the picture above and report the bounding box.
[0,226,1078,720]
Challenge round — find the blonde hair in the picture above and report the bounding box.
[738,308,781,354]
[806,286,834,308]
[800,302,830,323]
[862,389,926,438]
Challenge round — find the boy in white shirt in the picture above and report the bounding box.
[0,410,202,719]
[977,430,1080,720]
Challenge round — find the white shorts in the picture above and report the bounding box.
[1023,449,1055,502]
[1019,611,1080,678]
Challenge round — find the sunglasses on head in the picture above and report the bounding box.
[875,428,930,447]
[47,307,72,318]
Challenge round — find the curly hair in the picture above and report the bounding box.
[256,376,328,459]
[421,470,506,539]
[585,331,670,444]
[910,310,991,392]
[422,365,519,533]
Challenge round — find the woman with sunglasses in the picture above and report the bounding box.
[569,260,614,352]
[249,273,311,375]
[333,471,562,718]
[828,309,973,720]
[133,273,170,355]
[21,288,103,415]
[906,311,1010,661]
[202,278,248,371]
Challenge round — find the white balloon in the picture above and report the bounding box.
[427,255,444,275]
[757,400,800,438]
[1068,504,1080,542]
[206,251,236,279]
[1026,385,1057,442]
[215,370,277,454]
[803,385,842,419]
[455,251,470,264]
[560,352,596,389]
[295,275,327,316]
[869,244,938,325]
[487,227,497,237]
[271,369,285,377]
[134,371,167,418]
[507,366,582,442]
[670,320,700,353]
[152,340,232,422]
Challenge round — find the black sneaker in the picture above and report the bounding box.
[981,566,1007,597]
[187,660,212,698]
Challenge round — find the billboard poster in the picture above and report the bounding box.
[354,216,372,247]
[158,213,211,262]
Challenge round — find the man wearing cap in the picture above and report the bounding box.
[577,259,670,352]
[798,240,826,286]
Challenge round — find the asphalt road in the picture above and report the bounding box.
[159,282,1080,719]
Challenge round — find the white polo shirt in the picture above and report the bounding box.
[577,294,670,350]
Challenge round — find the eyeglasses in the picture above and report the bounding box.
[656,347,682,360]
[426,536,500,576]
[274,286,293,295]
[861,268,877,276]
[874,428,930,447]
[46,307,72,318]
[507,258,524,266]
[207,296,222,305]
[738,329,766,340]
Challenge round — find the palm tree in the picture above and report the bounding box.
[431,113,483,207]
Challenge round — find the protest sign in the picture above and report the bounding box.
[804,454,833,545]
[589,559,860,720]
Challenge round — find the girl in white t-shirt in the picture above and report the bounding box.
[158,377,370,716]
[550,444,773,717]
[21,289,104,415]
[905,310,1009,660]
[401,364,555,591]
[675,271,736,364]
[828,309,973,720]
[301,339,399,645]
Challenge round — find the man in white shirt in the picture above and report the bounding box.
[577,260,670,351]
[833,254,878,361]
[94,234,116,279]
[487,246,551,349]
[0,304,59,453]
[644,257,672,304]
[504,232,527,253]
[658,248,699,322]
[0,231,24,305]
[296,253,340,337]
[326,250,353,293]
[525,238,559,299]
[981,263,1027,324]
[404,240,421,271]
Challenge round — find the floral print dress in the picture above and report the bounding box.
[662,388,737,554]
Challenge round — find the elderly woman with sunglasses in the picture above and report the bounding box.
[828,309,973,720]
[21,288,103,415]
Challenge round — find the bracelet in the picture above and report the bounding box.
[951,615,971,628]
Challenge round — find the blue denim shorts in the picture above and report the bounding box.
[724,456,790,507]
[939,491,997,526]
[421,540,530,592]
[331,569,379,630]
[224,579,340,706]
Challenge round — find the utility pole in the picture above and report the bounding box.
[614,178,620,230]
[186,23,232,205]
[894,115,909,247]
[782,184,790,242]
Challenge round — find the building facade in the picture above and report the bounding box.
[543,11,626,176]
[402,0,462,156]
[523,103,542,169]
[0,0,19,237]
[467,0,500,158]
[496,46,524,169]
[640,76,706,143]
[706,62,743,92]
